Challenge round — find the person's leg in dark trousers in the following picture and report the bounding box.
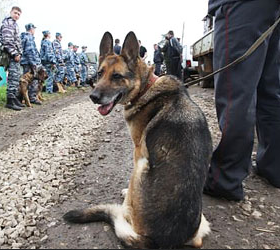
[154,62,161,76]
[170,57,181,79]
[204,0,280,200]
[256,11,280,188]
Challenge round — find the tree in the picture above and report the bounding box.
[0,0,17,22]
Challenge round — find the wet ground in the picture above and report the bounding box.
[0,86,279,249]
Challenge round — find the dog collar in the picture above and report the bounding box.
[129,74,159,105]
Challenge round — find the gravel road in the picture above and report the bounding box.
[0,86,279,249]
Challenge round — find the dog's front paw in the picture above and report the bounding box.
[121,188,128,198]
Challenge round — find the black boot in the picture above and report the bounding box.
[14,96,25,108]
[30,99,42,105]
[75,82,82,89]
[5,97,22,111]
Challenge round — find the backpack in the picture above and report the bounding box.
[169,37,182,58]
[0,42,10,70]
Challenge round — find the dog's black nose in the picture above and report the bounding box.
[90,91,101,104]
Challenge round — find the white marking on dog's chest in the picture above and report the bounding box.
[135,158,149,177]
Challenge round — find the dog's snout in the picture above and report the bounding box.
[90,91,101,104]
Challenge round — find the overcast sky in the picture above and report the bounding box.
[10,0,208,61]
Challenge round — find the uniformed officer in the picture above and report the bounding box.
[204,0,280,201]
[64,42,77,87]
[21,23,42,105]
[0,6,23,110]
[80,46,89,86]
[40,30,56,94]
[52,32,66,93]
[73,45,81,88]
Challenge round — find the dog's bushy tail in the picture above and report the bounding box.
[63,204,115,224]
[63,204,143,247]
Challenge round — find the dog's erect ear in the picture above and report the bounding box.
[99,32,114,65]
[121,31,139,69]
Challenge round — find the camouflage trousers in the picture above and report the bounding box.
[81,64,88,84]
[54,64,65,83]
[6,59,21,98]
[74,65,80,74]
[66,65,77,83]
[22,65,38,102]
[44,64,55,93]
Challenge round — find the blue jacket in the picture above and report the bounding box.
[113,44,121,55]
[64,48,75,67]
[73,51,80,66]
[40,39,56,65]
[0,17,22,57]
[52,39,63,64]
[79,51,88,65]
[20,32,41,65]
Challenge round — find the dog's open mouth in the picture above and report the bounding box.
[98,93,122,116]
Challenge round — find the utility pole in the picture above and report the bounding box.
[181,22,185,45]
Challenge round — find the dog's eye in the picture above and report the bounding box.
[97,71,103,77]
[112,73,123,80]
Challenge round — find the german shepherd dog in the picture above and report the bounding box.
[19,66,48,107]
[37,68,48,102]
[63,32,212,249]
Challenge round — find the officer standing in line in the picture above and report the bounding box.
[64,42,77,87]
[80,46,88,86]
[0,6,23,111]
[73,45,81,88]
[20,23,42,105]
[40,30,56,94]
[52,32,66,93]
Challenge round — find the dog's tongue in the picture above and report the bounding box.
[98,102,114,116]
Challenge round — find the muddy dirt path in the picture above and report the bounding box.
[0,87,279,249]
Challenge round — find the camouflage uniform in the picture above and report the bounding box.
[20,31,41,102]
[40,38,56,93]
[52,38,65,83]
[64,47,76,84]
[0,16,22,98]
[80,49,88,84]
[73,50,80,74]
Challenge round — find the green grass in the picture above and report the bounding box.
[0,85,7,106]
[0,85,87,111]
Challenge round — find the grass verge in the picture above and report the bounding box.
[0,85,88,112]
[0,85,7,106]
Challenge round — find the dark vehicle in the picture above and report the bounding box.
[85,52,98,85]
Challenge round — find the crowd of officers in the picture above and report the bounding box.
[0,6,90,111]
[1,7,186,112]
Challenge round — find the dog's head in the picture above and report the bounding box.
[63,76,68,85]
[35,66,48,82]
[90,31,151,116]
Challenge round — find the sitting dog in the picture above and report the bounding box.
[19,66,48,107]
[63,32,212,249]
[36,68,48,102]
[86,76,96,89]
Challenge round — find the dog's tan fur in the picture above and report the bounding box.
[19,72,34,107]
[19,66,48,107]
[64,32,212,249]
[37,79,45,102]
